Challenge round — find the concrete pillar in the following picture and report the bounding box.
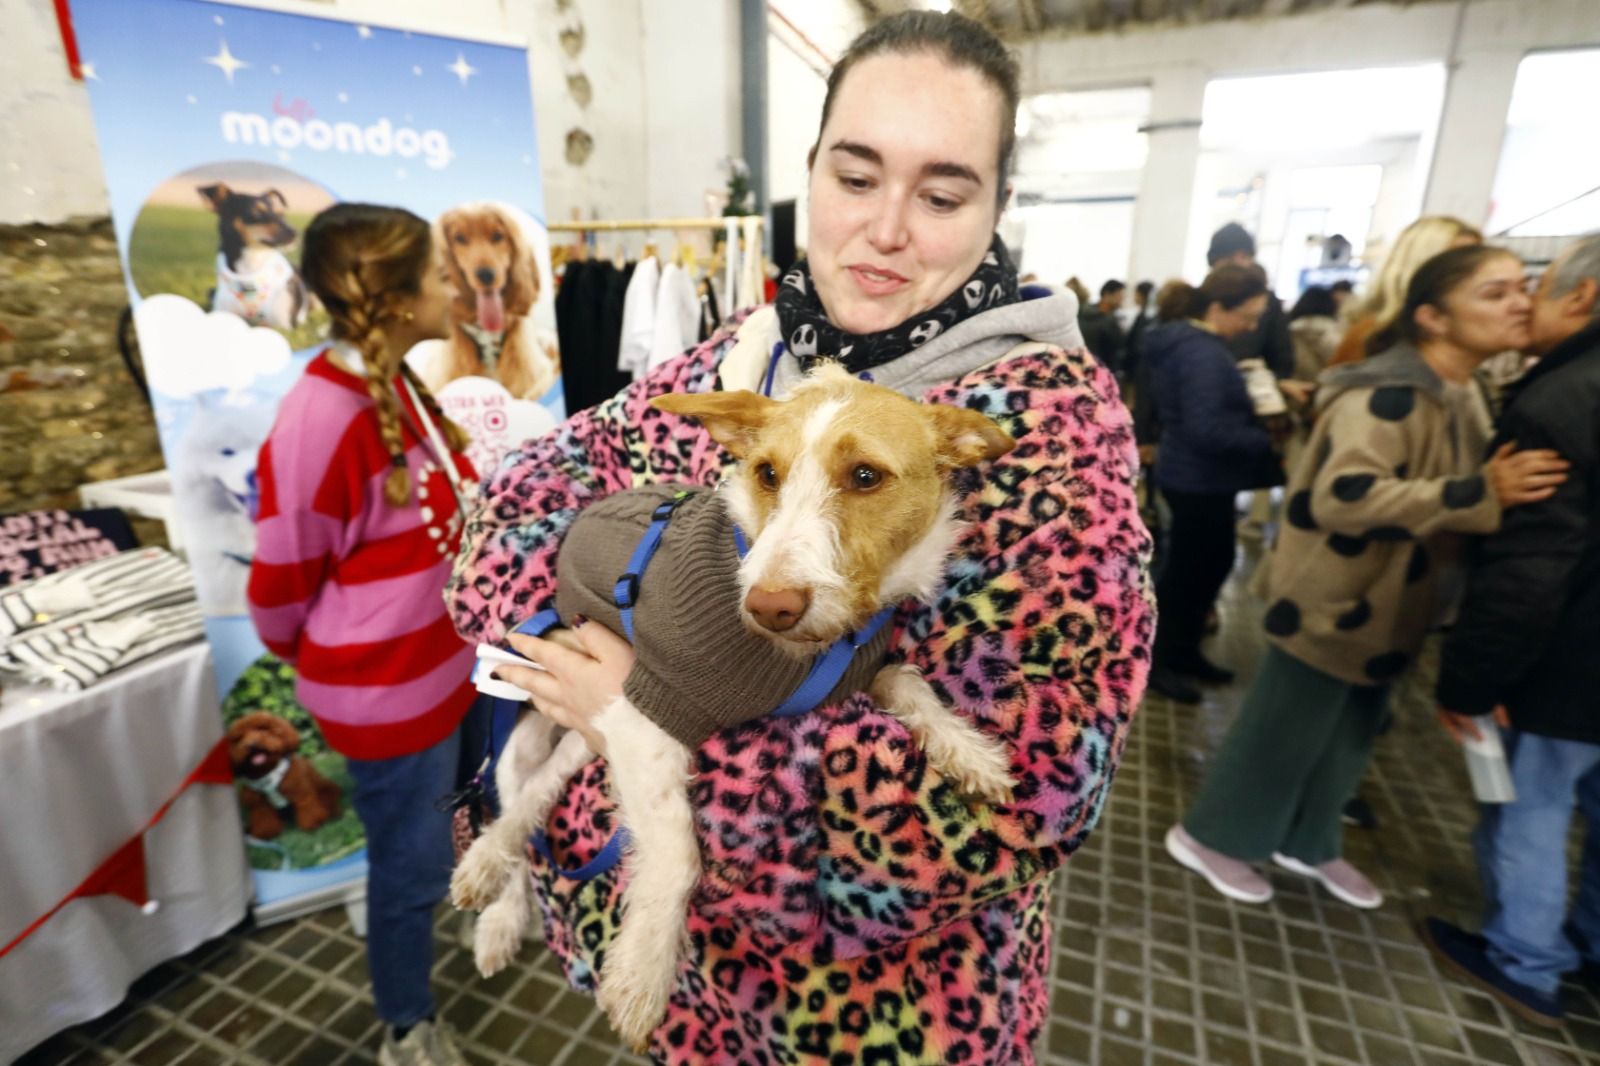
[1129,67,1207,286]
[741,0,770,215]
[1421,49,1521,227]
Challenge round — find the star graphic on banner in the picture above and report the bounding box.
[186,94,197,104]
[78,61,99,81]
[356,25,372,38]
[337,91,349,103]
[277,150,292,163]
[203,40,248,84]
[412,65,423,76]
[213,14,223,25]
[447,53,477,86]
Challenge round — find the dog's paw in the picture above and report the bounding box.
[597,978,666,1055]
[450,839,510,911]
[926,727,1017,806]
[471,896,527,978]
[597,930,677,1054]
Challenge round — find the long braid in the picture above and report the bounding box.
[300,203,443,509]
[340,270,413,506]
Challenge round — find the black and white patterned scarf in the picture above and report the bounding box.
[774,235,1020,375]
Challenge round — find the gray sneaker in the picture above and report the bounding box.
[1165,825,1273,904]
[379,1020,470,1066]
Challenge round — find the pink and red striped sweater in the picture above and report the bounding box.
[248,351,477,761]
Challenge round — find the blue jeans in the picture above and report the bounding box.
[347,728,462,1027]
[1475,730,1600,995]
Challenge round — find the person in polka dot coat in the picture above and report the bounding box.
[1165,246,1571,911]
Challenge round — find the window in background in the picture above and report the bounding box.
[1009,87,1150,293]
[1486,49,1600,238]
[1191,64,1445,297]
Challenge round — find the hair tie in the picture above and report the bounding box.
[391,453,407,468]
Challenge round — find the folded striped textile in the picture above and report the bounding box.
[0,547,206,690]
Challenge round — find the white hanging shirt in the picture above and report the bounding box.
[617,256,660,381]
[647,262,701,373]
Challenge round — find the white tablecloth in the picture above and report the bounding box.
[0,644,251,1064]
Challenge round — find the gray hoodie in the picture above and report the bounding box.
[720,294,1085,400]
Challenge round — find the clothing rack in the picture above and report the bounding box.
[550,214,767,322]
[548,215,764,233]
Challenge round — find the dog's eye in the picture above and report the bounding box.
[756,463,779,490]
[490,231,505,243]
[851,465,882,490]
[454,234,468,245]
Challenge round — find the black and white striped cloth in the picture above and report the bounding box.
[0,547,205,691]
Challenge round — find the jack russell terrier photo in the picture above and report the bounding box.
[198,182,309,331]
[449,364,1018,1051]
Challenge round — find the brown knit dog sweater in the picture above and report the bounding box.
[554,484,894,748]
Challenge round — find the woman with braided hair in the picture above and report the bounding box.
[247,203,477,1066]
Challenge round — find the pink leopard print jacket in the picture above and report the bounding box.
[447,321,1154,1065]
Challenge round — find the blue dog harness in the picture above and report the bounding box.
[461,492,894,882]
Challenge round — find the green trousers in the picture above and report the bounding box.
[1183,645,1389,864]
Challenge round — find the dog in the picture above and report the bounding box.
[436,203,559,401]
[198,183,309,331]
[450,364,1019,1050]
[225,712,342,840]
[171,394,274,617]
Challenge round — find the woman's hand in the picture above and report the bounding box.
[495,618,635,756]
[1485,441,1570,507]
[1437,704,1510,744]
[1278,379,1316,409]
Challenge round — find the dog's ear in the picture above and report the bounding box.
[263,188,288,211]
[198,183,230,211]
[499,211,537,316]
[925,404,1015,469]
[650,390,776,458]
[434,215,471,297]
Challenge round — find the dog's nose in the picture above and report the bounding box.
[744,585,810,632]
[474,267,496,287]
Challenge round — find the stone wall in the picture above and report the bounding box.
[0,217,166,531]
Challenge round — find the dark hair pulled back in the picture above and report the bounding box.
[1368,245,1519,354]
[815,11,1020,209]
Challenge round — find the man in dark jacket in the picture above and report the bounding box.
[1078,279,1127,376]
[1209,223,1295,379]
[1422,232,1600,1028]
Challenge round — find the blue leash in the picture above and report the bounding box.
[477,496,893,883]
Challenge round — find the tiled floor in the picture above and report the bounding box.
[17,552,1600,1066]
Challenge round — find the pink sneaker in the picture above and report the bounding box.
[1165,825,1273,904]
[1272,853,1383,909]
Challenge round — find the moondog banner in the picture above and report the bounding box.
[72,0,560,914]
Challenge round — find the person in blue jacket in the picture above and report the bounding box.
[1145,264,1282,702]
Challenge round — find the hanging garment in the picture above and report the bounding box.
[736,217,763,313]
[647,262,701,372]
[556,260,629,413]
[617,255,660,381]
[698,278,721,343]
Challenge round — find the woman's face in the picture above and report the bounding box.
[1212,293,1269,339]
[1421,255,1532,355]
[806,52,1006,335]
[400,238,455,344]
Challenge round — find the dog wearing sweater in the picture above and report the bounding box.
[450,365,1018,1050]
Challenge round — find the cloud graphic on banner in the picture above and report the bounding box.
[134,295,292,398]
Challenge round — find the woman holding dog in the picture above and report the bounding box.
[248,204,477,1066]
[449,12,1153,1065]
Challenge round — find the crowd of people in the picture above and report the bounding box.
[1111,216,1600,1029]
